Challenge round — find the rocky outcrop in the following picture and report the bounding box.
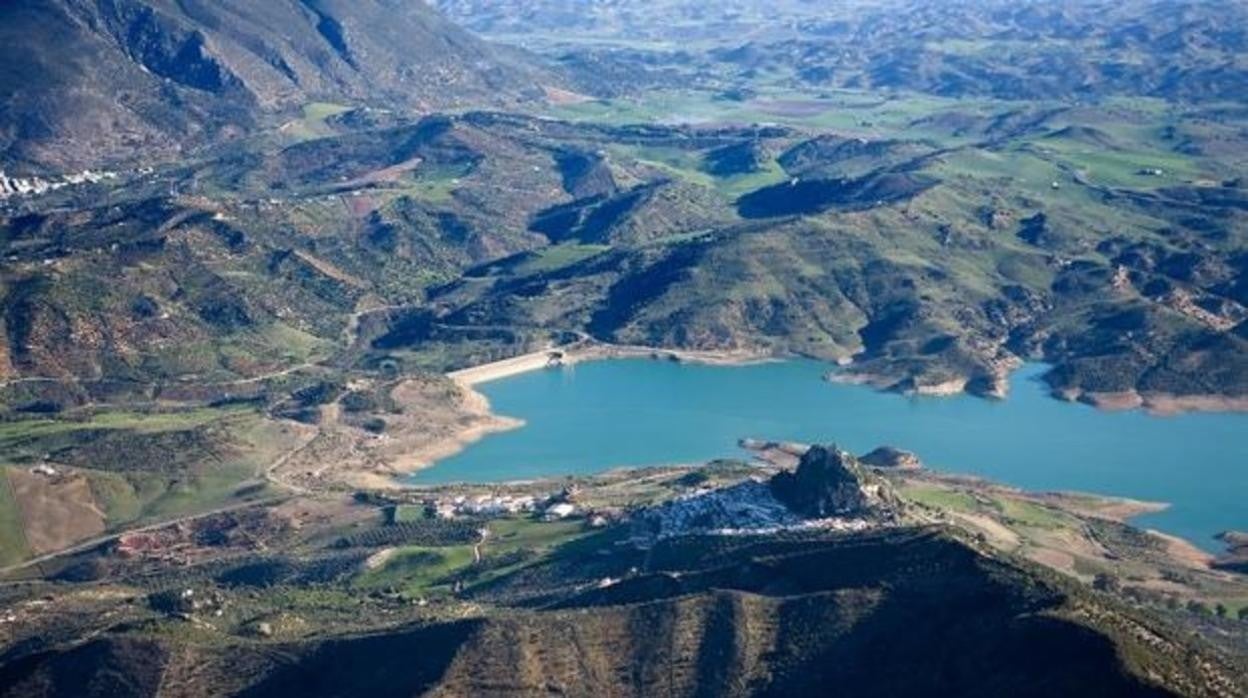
[770,444,897,518]
[630,443,904,543]
[1213,531,1248,574]
[860,445,922,469]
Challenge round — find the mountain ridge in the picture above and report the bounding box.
[0,0,561,173]
[0,527,1239,697]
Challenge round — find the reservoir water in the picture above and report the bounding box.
[410,359,1247,550]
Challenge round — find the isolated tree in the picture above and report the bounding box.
[1092,573,1120,593]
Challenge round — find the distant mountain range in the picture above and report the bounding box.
[0,0,560,173]
[437,0,1248,104]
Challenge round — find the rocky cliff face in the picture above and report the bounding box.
[1214,531,1248,574]
[770,444,895,518]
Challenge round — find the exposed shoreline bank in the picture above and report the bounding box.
[827,364,1248,415]
[447,342,773,387]
[388,343,772,482]
[1060,387,1248,416]
[381,383,525,487]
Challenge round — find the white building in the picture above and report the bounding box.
[543,502,576,520]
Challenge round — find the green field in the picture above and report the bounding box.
[996,498,1071,530]
[282,102,353,142]
[898,484,979,512]
[353,545,478,594]
[0,468,31,566]
[547,87,1003,145]
[1026,138,1203,189]
[0,407,245,452]
[513,244,610,275]
[352,517,590,596]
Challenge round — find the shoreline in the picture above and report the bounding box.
[829,364,1248,415]
[824,370,976,398]
[447,341,773,387]
[391,366,1238,566]
[395,343,772,481]
[384,384,524,485]
[1063,388,1248,416]
[401,346,1246,487]
[1145,529,1219,569]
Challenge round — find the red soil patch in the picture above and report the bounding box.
[346,194,378,218]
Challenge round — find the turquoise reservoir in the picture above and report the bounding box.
[410,359,1247,550]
